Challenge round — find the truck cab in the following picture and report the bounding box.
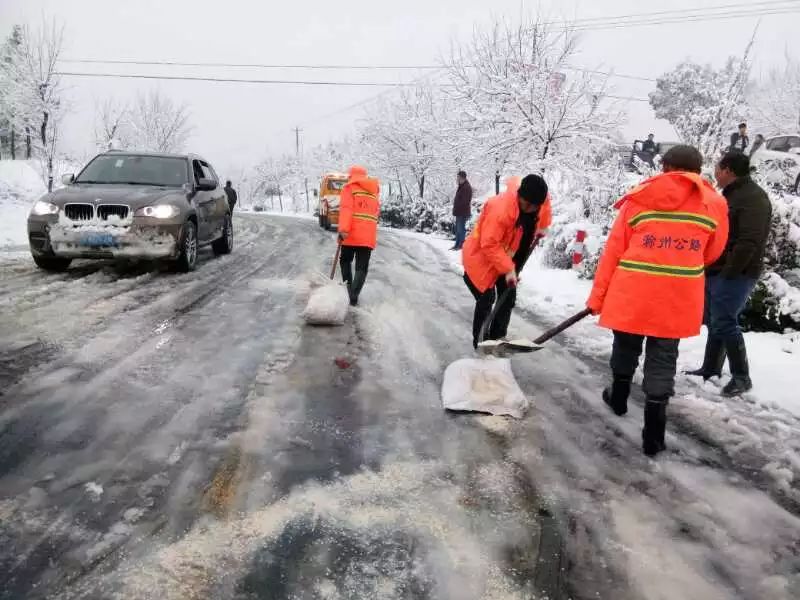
[318,172,349,230]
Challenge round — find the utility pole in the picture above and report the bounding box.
[293,127,302,156]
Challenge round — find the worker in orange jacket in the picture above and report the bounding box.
[338,165,380,306]
[587,145,729,456]
[462,174,551,349]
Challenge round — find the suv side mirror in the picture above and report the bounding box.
[61,173,74,185]
[196,178,218,191]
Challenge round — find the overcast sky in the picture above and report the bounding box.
[1,0,798,178]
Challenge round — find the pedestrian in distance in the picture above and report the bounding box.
[462,174,552,350]
[686,152,772,396]
[451,170,473,251]
[587,145,729,457]
[642,133,657,155]
[729,122,749,155]
[224,180,238,213]
[338,165,380,306]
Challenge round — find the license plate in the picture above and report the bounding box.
[81,233,116,247]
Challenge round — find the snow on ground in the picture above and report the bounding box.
[416,229,800,507]
[0,160,45,249]
[421,231,800,418]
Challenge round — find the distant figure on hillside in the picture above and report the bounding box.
[729,123,749,154]
[642,133,657,155]
[224,180,238,212]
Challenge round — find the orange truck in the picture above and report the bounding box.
[317,172,349,230]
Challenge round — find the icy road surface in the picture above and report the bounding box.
[0,214,798,600]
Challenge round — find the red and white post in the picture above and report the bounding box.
[571,230,587,268]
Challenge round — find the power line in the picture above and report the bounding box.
[59,58,654,82]
[544,0,798,27]
[54,72,419,87]
[59,58,437,70]
[571,6,800,31]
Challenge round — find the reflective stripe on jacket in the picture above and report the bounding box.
[339,177,380,249]
[587,171,729,339]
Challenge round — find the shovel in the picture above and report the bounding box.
[330,240,342,279]
[478,308,593,355]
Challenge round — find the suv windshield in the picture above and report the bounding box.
[75,155,188,187]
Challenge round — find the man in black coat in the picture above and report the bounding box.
[687,152,772,396]
[451,170,472,250]
[224,180,238,213]
[729,122,749,154]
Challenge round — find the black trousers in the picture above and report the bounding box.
[464,274,517,348]
[340,246,372,282]
[611,331,680,398]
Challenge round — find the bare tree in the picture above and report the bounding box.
[749,53,800,135]
[128,90,192,153]
[0,25,24,160]
[650,35,754,162]
[2,19,65,189]
[94,98,130,150]
[444,16,625,171]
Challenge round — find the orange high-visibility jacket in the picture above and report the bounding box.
[339,166,380,249]
[463,180,554,293]
[587,171,729,339]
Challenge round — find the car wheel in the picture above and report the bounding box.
[319,211,325,228]
[175,220,198,272]
[212,214,234,256]
[324,214,332,231]
[32,254,71,272]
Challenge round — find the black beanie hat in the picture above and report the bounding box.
[518,174,548,205]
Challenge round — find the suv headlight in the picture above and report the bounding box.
[135,205,180,219]
[30,200,59,216]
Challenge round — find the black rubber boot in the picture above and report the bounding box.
[642,396,668,457]
[685,337,726,380]
[349,270,367,306]
[722,335,753,396]
[602,374,631,416]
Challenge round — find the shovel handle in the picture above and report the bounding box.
[330,241,342,280]
[532,308,592,345]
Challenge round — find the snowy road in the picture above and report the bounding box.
[1,214,799,600]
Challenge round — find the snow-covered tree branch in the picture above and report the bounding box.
[649,37,753,163]
[127,90,192,153]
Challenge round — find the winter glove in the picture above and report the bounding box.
[587,298,602,316]
[338,231,349,242]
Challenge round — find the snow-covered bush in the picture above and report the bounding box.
[542,237,572,270]
[741,186,800,331]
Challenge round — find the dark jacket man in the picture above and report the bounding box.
[451,171,473,250]
[224,181,238,211]
[642,135,657,155]
[707,175,771,279]
[453,176,472,217]
[729,123,749,154]
[688,152,772,397]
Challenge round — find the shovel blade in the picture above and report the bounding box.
[477,339,544,356]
